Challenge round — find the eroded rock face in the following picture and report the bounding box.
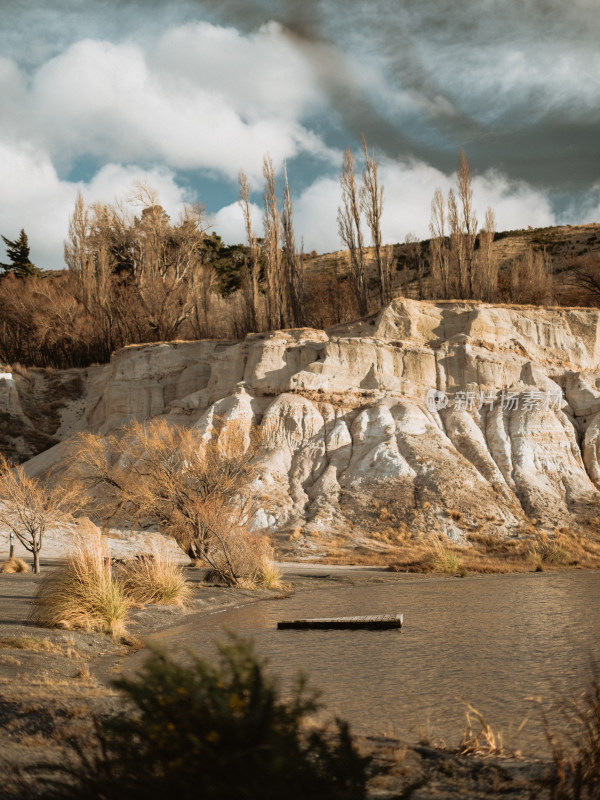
[17,300,600,553]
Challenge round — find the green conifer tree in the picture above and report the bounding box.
[0,229,41,278]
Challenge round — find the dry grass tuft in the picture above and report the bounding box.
[538,540,571,565]
[457,702,520,758]
[253,560,285,590]
[30,530,130,637]
[0,635,60,653]
[540,671,600,799]
[0,557,28,573]
[425,541,462,574]
[76,664,92,682]
[120,544,190,606]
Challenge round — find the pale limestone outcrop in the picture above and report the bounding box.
[16,300,600,553]
[0,373,21,417]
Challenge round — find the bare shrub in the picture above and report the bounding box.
[197,498,277,588]
[0,454,78,573]
[66,418,277,587]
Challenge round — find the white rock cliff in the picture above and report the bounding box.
[17,300,600,555]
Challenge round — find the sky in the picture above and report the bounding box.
[1,0,599,269]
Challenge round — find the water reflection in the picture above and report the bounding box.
[128,571,600,754]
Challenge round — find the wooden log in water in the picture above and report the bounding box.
[277,614,403,630]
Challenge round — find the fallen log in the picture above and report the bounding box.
[277,614,403,630]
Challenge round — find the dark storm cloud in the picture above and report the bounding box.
[4,0,598,189]
[188,0,600,189]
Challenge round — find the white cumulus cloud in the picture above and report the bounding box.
[4,21,332,184]
[0,139,192,268]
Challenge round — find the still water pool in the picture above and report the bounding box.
[127,571,600,754]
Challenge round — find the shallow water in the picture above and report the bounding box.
[127,571,600,754]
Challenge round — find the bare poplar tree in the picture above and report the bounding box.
[262,156,284,330]
[478,207,498,301]
[457,148,478,298]
[429,187,450,299]
[405,233,424,299]
[281,165,304,327]
[65,193,119,358]
[337,147,368,316]
[238,170,261,331]
[360,135,387,306]
[447,188,461,298]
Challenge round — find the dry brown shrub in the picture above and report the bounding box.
[66,417,264,563]
[196,498,279,588]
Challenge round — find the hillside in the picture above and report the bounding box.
[304,222,600,301]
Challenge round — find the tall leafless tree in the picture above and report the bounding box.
[65,193,118,359]
[405,233,424,299]
[338,147,368,316]
[262,156,284,330]
[281,165,304,327]
[477,207,498,301]
[238,170,261,331]
[447,188,461,298]
[360,135,388,305]
[429,187,450,299]
[457,148,478,298]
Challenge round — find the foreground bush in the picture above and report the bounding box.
[120,543,191,605]
[30,531,130,637]
[41,635,370,800]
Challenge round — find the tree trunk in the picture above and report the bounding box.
[33,549,40,574]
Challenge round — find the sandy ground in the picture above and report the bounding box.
[1,523,188,564]
[0,559,559,799]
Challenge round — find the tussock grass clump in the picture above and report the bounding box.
[425,542,462,574]
[0,557,28,573]
[539,541,571,565]
[120,544,190,606]
[30,531,130,637]
[253,559,284,590]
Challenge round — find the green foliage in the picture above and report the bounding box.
[0,228,41,278]
[45,635,370,799]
